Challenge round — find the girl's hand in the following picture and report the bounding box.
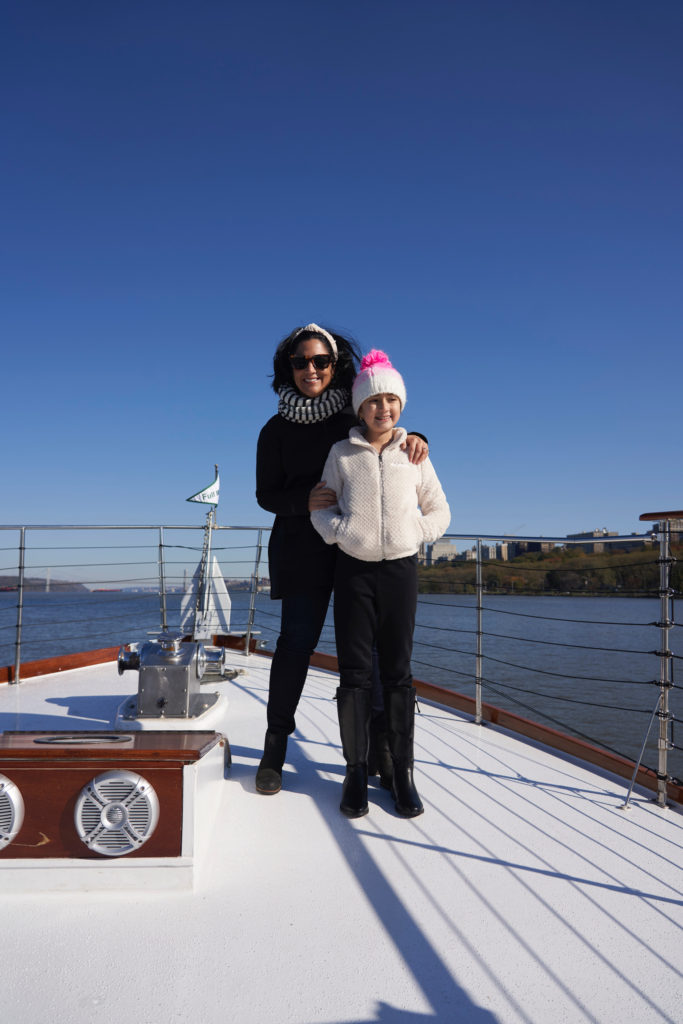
[309,481,338,511]
[402,434,429,465]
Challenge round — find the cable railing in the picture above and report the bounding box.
[0,516,679,805]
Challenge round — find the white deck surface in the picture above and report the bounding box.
[2,650,683,1024]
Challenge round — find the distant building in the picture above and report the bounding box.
[454,548,476,561]
[612,533,654,552]
[566,529,619,554]
[427,539,458,565]
[510,541,555,555]
[653,519,683,544]
[497,543,509,561]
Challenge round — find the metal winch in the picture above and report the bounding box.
[118,630,229,719]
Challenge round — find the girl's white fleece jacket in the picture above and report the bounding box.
[311,427,450,562]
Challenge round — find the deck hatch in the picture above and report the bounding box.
[34,734,132,746]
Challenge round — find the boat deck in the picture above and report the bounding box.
[2,650,683,1024]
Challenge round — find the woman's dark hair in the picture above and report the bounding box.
[271,325,361,393]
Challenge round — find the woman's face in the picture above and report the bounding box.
[290,337,335,398]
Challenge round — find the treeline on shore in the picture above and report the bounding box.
[418,544,682,596]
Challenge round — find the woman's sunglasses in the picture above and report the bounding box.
[289,354,334,371]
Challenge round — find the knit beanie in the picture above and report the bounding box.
[352,349,407,415]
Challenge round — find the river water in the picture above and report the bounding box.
[1,590,680,782]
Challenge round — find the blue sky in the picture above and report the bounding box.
[2,0,682,541]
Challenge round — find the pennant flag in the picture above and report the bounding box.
[186,467,220,506]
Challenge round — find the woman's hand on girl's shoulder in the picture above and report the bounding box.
[308,481,338,511]
[403,434,429,465]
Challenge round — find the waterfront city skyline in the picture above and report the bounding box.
[2,2,682,538]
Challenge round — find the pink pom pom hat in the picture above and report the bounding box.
[351,349,407,415]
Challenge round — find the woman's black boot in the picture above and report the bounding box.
[336,687,371,817]
[385,686,424,817]
[255,730,288,795]
[369,710,394,790]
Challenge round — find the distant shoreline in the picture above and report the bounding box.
[418,542,681,597]
[0,577,88,592]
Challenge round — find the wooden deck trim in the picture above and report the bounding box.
[0,647,121,684]
[0,730,222,763]
[639,510,683,521]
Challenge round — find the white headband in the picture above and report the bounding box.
[292,323,338,360]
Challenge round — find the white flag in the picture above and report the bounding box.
[180,555,231,638]
[186,468,220,506]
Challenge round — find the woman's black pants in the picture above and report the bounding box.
[266,585,332,734]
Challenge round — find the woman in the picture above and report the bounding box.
[255,323,428,795]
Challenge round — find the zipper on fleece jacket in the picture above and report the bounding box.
[379,451,385,559]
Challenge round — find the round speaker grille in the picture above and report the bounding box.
[0,774,25,849]
[74,770,160,857]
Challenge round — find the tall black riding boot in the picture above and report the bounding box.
[368,710,394,790]
[336,687,372,818]
[385,686,424,818]
[255,730,288,795]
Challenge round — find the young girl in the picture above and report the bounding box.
[311,350,450,818]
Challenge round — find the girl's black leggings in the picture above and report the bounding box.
[333,551,417,691]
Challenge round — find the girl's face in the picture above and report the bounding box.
[290,338,335,398]
[359,393,402,437]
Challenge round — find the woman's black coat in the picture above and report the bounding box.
[256,410,356,599]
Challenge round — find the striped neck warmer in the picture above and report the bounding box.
[277,385,350,424]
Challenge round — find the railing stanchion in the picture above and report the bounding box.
[158,527,168,632]
[655,518,674,807]
[475,537,483,724]
[637,509,680,808]
[12,527,26,685]
[245,529,263,656]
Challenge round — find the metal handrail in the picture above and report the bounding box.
[0,524,657,541]
[625,510,680,807]
[244,529,263,655]
[13,528,25,689]
[1,524,266,684]
[1,520,676,805]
